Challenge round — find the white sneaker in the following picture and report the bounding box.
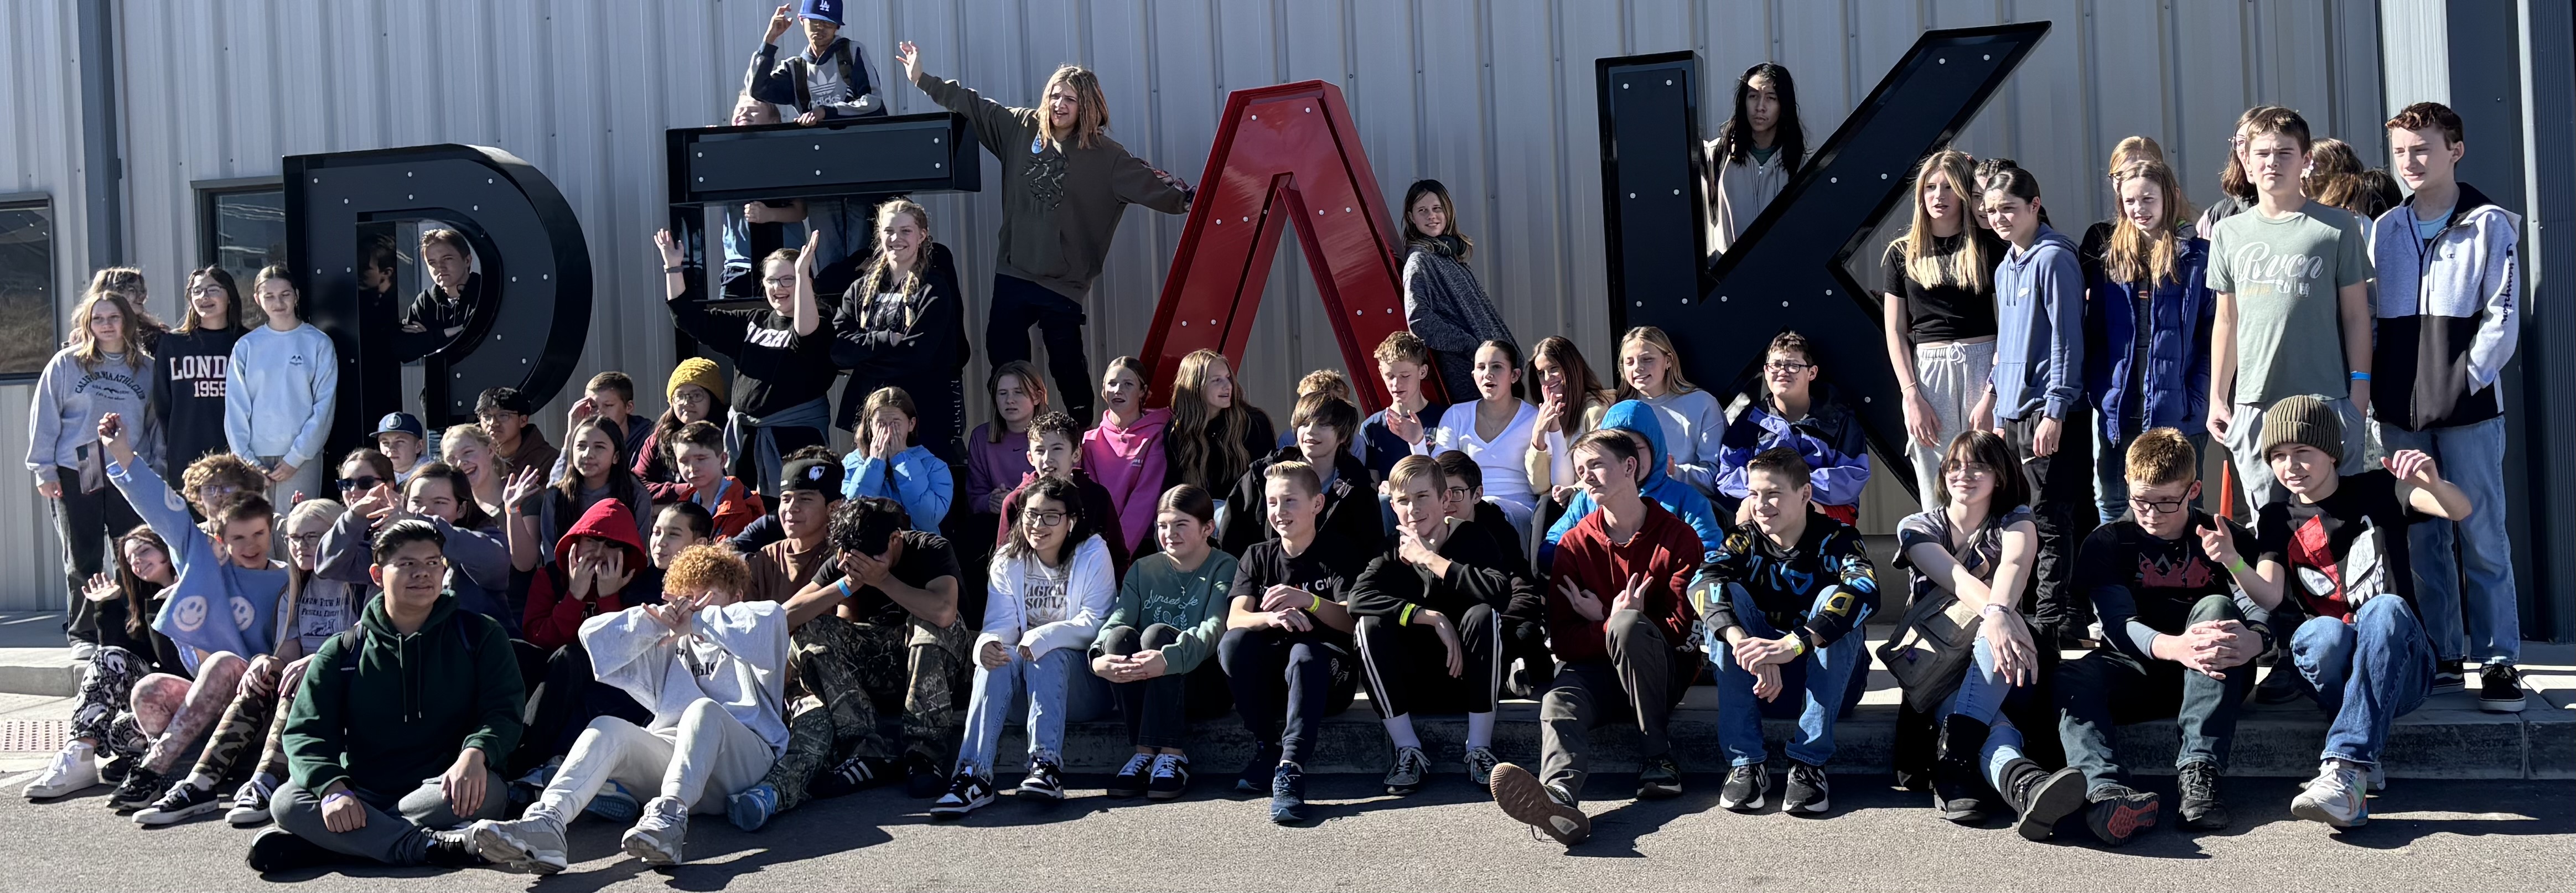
[470,812,571,874]
[2289,761,2368,828]
[24,743,99,799]
[621,796,690,866]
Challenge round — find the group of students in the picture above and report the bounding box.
[18,0,2528,868]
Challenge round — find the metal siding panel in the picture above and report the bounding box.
[2168,0,2253,214]
[1487,0,1562,349]
[2090,0,2173,220]
[2010,0,2092,229]
[1776,0,1849,126]
[1629,0,1694,56]
[1348,0,1419,216]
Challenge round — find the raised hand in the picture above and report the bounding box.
[2385,449,2442,487]
[654,228,685,268]
[764,4,793,43]
[595,549,633,597]
[503,466,545,516]
[567,395,598,427]
[81,572,121,603]
[896,40,921,83]
[797,229,823,274]
[96,412,135,468]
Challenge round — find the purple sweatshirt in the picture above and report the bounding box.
[964,423,1032,517]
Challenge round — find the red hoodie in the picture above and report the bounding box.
[1545,497,1702,664]
[523,497,652,650]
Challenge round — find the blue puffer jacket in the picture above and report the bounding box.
[2082,234,2213,446]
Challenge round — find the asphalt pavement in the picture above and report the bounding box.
[0,766,2564,892]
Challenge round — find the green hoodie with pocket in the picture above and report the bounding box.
[281,591,525,796]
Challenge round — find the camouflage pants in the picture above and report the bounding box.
[185,664,297,787]
[762,614,969,811]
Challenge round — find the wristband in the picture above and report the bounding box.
[1979,603,2010,617]
[1309,594,1321,612]
[2224,557,2250,577]
[323,790,353,807]
[663,264,685,274]
[836,578,854,601]
[2349,371,2370,381]
[1785,636,1807,656]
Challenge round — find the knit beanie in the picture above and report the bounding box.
[668,357,726,404]
[2257,394,2342,465]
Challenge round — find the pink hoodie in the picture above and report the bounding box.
[1081,407,1170,551]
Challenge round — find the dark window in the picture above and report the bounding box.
[0,198,55,380]
[196,181,286,288]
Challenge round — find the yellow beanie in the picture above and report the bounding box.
[668,357,725,404]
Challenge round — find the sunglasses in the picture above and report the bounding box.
[336,475,385,492]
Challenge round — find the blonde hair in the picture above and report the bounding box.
[2123,427,2199,487]
[2106,136,2165,175]
[1611,326,1698,402]
[67,289,148,371]
[439,423,495,462]
[851,198,934,331]
[1169,349,1257,491]
[2104,159,2195,287]
[1040,65,1111,150]
[1899,149,1991,294]
[1296,368,1351,403]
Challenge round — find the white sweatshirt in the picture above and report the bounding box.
[580,600,792,755]
[224,324,339,469]
[979,535,1116,660]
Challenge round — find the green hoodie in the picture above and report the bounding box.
[1089,549,1237,675]
[282,591,525,796]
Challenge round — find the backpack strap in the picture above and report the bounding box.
[334,627,364,673]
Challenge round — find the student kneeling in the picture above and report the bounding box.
[469,545,789,873]
[1698,447,1879,816]
[248,521,525,874]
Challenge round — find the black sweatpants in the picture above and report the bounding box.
[49,466,141,643]
[1218,626,1357,766]
[1354,604,1500,718]
[985,273,1094,423]
[1099,624,1233,750]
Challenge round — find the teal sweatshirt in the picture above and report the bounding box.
[1089,549,1237,674]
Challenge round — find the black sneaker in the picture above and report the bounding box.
[1489,761,1589,845]
[2177,762,2230,830]
[245,828,341,874]
[2432,660,2467,692]
[99,756,131,786]
[2083,783,2162,846]
[810,755,893,799]
[2252,665,2304,705]
[2004,766,2088,842]
[1636,754,1683,799]
[106,765,165,813]
[1718,764,1769,812]
[2478,663,2527,713]
[1236,743,1283,794]
[1268,762,1307,824]
[1383,745,1430,796]
[1145,754,1190,801]
[133,781,224,825]
[1016,759,1065,800]
[901,752,947,799]
[422,828,489,868]
[1781,761,1829,816]
[1107,753,1154,798]
[927,772,995,819]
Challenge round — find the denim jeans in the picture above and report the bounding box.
[2287,596,2434,767]
[2374,417,2517,664]
[1709,583,1870,767]
[1936,636,2036,780]
[2057,595,2253,789]
[955,645,1083,778]
[2093,428,2210,526]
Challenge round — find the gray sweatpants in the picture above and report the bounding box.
[272,769,508,865]
[1537,610,1702,798]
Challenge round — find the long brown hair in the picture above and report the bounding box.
[553,416,640,510]
[850,198,934,331]
[1530,336,1609,435]
[2103,159,2195,287]
[2304,137,2367,212]
[68,290,149,371]
[1899,149,1990,294]
[1040,65,1111,150]
[176,266,246,335]
[1400,179,1472,261]
[853,386,920,455]
[1168,349,1258,491]
[984,361,1050,444]
[111,525,172,642]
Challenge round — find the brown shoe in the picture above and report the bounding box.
[1489,762,1589,845]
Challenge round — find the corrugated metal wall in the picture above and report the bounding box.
[0,0,2385,610]
[1,0,96,616]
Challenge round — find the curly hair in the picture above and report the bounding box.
[663,543,751,600]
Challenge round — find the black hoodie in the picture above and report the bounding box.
[1216,446,1387,557]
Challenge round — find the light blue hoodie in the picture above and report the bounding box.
[1989,223,2085,422]
[841,443,955,532]
[1540,399,1728,572]
[224,323,339,469]
[107,455,286,671]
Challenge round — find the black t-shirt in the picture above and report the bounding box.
[1880,230,2004,342]
[666,283,839,417]
[816,529,963,627]
[1230,533,1371,629]
[2078,510,2256,643]
[2254,470,2419,622]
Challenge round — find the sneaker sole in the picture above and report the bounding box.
[1146,785,1188,801]
[1384,780,1423,796]
[2479,694,2527,713]
[1489,764,1588,845]
[23,781,96,800]
[470,823,567,875]
[927,792,994,819]
[2089,796,2162,845]
[1782,785,1829,816]
[1015,784,1065,800]
[2289,798,2366,828]
[227,807,272,827]
[1717,786,1766,812]
[2014,770,2088,842]
[134,798,225,825]
[1637,781,1684,801]
[1105,782,1148,798]
[622,830,683,866]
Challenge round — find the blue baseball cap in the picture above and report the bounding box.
[799,0,843,24]
[373,412,426,440]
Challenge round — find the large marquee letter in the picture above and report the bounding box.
[1598,23,2051,500]
[284,144,593,459]
[1138,80,1410,413]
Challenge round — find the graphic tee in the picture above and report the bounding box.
[2254,470,2418,622]
[2205,203,2370,404]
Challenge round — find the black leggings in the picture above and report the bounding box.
[1354,604,1500,718]
[1218,626,1356,766]
[1099,624,1233,750]
[510,640,651,776]
[984,273,1093,422]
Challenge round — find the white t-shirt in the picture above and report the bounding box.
[1422,400,1541,528]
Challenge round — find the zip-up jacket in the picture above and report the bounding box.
[1713,381,1872,512]
[282,593,523,797]
[981,535,1117,660]
[1694,510,1879,648]
[2083,234,2214,444]
[747,37,885,120]
[841,443,954,533]
[1990,223,2086,421]
[1216,446,1386,557]
[2369,183,2522,431]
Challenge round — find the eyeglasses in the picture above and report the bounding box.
[761,275,797,287]
[1944,463,1997,479]
[1444,486,1473,500]
[2128,495,2191,516]
[336,476,383,491]
[1024,510,1067,527]
[287,532,326,548]
[387,556,447,577]
[1764,361,1815,373]
[187,284,227,297]
[195,485,239,503]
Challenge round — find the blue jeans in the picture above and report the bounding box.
[1936,636,2034,784]
[955,645,1084,778]
[1710,584,1870,767]
[2374,417,2517,664]
[2287,596,2434,767]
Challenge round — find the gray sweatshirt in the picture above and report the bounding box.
[224,324,338,469]
[25,347,157,481]
[580,600,792,756]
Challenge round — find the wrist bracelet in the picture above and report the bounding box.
[323,790,353,807]
[2349,371,2370,381]
[2225,557,2250,577]
[836,578,854,601]
[1979,603,2010,616]
[663,264,685,274]
[1309,594,1321,611]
